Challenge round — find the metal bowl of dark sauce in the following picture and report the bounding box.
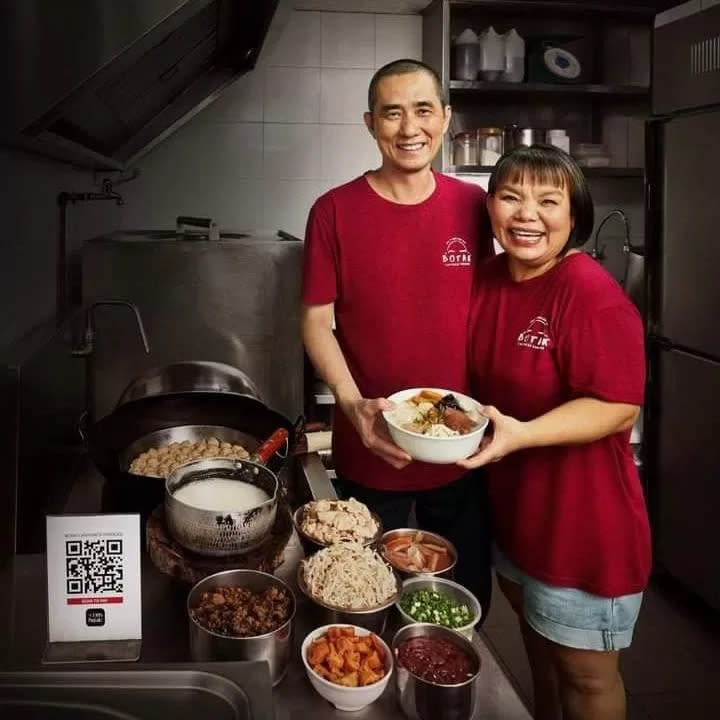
[392,623,481,720]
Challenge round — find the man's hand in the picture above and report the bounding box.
[342,397,412,470]
[456,405,527,469]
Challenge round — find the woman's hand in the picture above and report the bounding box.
[457,405,528,469]
[342,397,413,470]
[457,398,640,469]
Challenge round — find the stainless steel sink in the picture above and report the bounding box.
[0,662,273,720]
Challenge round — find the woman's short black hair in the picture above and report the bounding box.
[487,144,594,251]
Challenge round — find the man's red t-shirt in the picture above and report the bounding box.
[302,172,492,491]
[468,252,651,597]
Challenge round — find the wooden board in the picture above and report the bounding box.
[147,502,293,585]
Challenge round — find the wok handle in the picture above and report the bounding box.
[253,428,289,465]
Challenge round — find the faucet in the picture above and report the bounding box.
[57,179,127,320]
[589,209,631,262]
[72,300,150,422]
[72,300,150,358]
[590,209,645,262]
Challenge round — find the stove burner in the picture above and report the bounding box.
[146,502,293,585]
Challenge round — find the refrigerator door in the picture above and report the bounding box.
[656,110,720,357]
[652,346,720,610]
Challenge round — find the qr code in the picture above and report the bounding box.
[65,539,124,595]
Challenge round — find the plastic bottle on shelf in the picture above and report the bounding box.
[546,129,570,154]
[478,26,505,82]
[501,28,525,83]
[452,28,480,81]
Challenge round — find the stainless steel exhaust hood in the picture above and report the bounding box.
[2,0,282,170]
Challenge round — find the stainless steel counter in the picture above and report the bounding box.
[0,454,531,719]
[0,538,530,720]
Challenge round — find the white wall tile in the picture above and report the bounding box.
[262,180,329,239]
[321,124,380,180]
[122,176,266,231]
[264,67,321,123]
[375,14,422,68]
[321,68,375,124]
[321,13,375,68]
[263,124,322,179]
[138,119,264,181]
[198,122,264,179]
[203,68,264,123]
[124,122,265,227]
[262,10,321,67]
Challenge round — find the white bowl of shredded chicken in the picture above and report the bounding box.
[298,543,400,634]
[382,388,489,464]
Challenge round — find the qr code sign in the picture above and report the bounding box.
[65,539,124,595]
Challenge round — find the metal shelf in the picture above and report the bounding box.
[449,165,645,177]
[445,1,658,18]
[449,81,650,98]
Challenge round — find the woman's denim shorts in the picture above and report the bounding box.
[493,545,643,651]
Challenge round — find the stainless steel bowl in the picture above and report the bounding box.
[121,424,259,474]
[392,623,482,720]
[187,568,296,686]
[291,502,383,556]
[396,576,482,639]
[165,457,278,556]
[296,562,400,635]
[379,528,457,581]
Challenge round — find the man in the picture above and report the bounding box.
[301,59,493,617]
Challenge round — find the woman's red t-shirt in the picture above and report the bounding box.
[468,252,651,597]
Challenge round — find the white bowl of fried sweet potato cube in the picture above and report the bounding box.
[301,624,393,711]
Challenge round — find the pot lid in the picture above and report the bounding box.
[117,361,263,408]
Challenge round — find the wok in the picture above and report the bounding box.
[82,392,297,518]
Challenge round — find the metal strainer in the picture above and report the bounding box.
[164,429,287,556]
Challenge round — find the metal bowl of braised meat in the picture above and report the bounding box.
[382,388,488,464]
[187,568,296,685]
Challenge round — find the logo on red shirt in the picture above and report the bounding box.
[442,237,472,267]
[517,316,552,350]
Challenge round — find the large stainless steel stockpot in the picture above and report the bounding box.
[165,429,288,556]
[187,568,296,686]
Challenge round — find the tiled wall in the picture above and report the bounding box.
[0,9,644,352]
[0,148,122,351]
[0,10,421,352]
[119,11,423,238]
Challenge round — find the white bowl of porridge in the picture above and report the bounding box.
[382,388,488,464]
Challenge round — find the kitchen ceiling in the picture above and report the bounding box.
[294,0,431,13]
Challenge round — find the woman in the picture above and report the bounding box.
[460,144,651,720]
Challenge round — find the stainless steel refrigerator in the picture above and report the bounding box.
[645,2,720,610]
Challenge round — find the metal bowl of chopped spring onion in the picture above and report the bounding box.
[395,576,482,639]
